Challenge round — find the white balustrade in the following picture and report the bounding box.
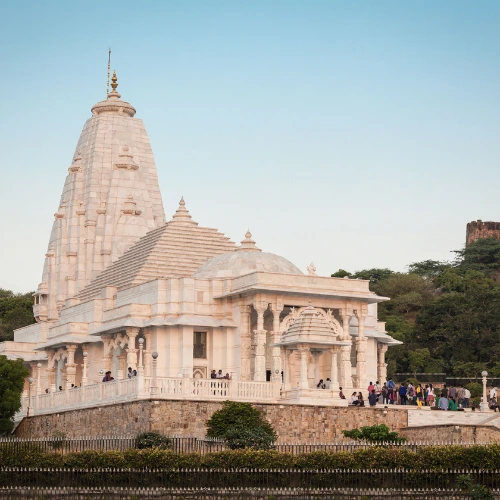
[37,393,51,410]
[236,380,275,400]
[15,377,278,420]
[84,383,100,404]
[102,380,118,399]
[118,377,138,397]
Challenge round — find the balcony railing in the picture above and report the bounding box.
[17,375,281,420]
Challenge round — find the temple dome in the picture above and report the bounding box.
[91,71,136,117]
[192,231,303,279]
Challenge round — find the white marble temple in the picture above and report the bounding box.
[3,74,402,415]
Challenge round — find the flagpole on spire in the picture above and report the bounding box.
[106,48,111,97]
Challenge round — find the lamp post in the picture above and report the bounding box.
[151,351,158,395]
[138,338,144,370]
[27,377,34,416]
[481,370,489,412]
[82,352,88,387]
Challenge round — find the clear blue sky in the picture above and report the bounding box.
[1,1,499,293]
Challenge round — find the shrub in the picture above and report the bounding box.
[223,426,276,450]
[206,401,277,450]
[2,444,500,471]
[342,424,407,443]
[466,383,483,399]
[458,474,494,500]
[135,432,171,450]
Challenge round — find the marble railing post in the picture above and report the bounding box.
[81,351,88,387]
[126,327,139,371]
[271,303,283,381]
[253,301,268,382]
[298,345,310,390]
[137,338,145,394]
[340,313,353,389]
[377,344,388,383]
[239,305,252,381]
[151,352,159,395]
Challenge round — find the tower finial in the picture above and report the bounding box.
[106,48,111,97]
[111,70,118,92]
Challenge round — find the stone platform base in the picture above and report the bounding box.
[15,398,408,441]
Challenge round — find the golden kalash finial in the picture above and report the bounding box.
[111,70,118,92]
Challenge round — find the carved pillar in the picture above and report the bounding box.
[143,328,152,377]
[253,301,268,382]
[298,345,310,390]
[377,344,388,383]
[65,344,77,388]
[81,348,89,387]
[283,348,289,389]
[117,352,127,379]
[102,338,113,373]
[329,346,340,391]
[340,312,353,389]
[126,327,139,371]
[311,350,322,386]
[46,349,56,391]
[239,305,252,381]
[271,302,283,381]
[355,309,368,389]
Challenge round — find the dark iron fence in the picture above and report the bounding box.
[0,468,497,492]
[0,485,492,499]
[0,436,488,455]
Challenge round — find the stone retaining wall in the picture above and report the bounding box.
[15,399,408,441]
[400,424,500,444]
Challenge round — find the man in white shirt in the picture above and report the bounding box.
[463,388,471,408]
[324,378,331,389]
[490,387,497,402]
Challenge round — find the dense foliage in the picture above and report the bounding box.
[206,401,277,449]
[342,424,407,443]
[1,446,500,470]
[135,432,171,450]
[0,355,29,434]
[332,239,500,377]
[0,289,35,342]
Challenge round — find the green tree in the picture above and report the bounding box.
[0,289,35,341]
[0,356,29,434]
[331,269,351,278]
[206,401,277,450]
[351,268,394,284]
[342,424,406,443]
[407,348,430,378]
[414,269,500,373]
[407,259,452,279]
[455,238,500,276]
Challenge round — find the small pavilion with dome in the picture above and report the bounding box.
[0,72,400,416]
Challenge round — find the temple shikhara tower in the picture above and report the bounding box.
[0,72,400,419]
[35,72,165,328]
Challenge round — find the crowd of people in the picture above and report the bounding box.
[346,379,476,410]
